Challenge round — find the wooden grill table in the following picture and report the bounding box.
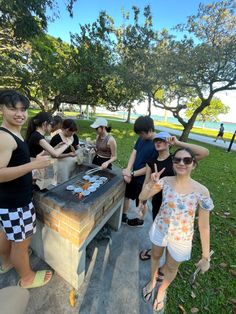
[31,164,125,289]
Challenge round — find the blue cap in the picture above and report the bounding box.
[153,131,171,141]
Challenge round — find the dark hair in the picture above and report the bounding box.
[25,112,53,142]
[105,126,112,132]
[0,90,30,109]
[62,119,78,132]
[52,115,63,130]
[133,116,154,134]
[172,148,198,167]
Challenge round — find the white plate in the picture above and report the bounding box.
[83,175,91,180]
[92,182,100,188]
[99,177,108,182]
[66,185,75,191]
[89,177,97,183]
[88,186,97,192]
[73,187,83,193]
[82,190,90,196]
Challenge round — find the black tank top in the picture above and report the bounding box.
[0,127,32,208]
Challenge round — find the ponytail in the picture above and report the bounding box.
[25,111,53,142]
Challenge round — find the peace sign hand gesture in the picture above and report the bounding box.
[151,164,165,183]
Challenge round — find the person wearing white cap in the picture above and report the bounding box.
[90,118,117,169]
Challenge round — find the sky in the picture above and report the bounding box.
[46,0,236,123]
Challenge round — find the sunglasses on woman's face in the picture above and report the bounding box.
[172,156,193,165]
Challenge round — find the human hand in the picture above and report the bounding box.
[196,257,210,273]
[32,155,51,169]
[101,161,109,169]
[151,164,165,182]
[122,168,131,177]
[167,136,178,146]
[69,152,77,157]
[124,175,131,183]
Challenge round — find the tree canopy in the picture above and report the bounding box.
[0,0,235,140]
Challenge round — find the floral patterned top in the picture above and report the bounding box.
[153,178,214,242]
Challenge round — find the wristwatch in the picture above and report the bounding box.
[130,170,135,177]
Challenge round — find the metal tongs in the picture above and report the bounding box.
[189,250,214,285]
[85,166,102,175]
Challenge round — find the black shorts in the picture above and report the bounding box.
[92,155,112,169]
[125,178,144,207]
[217,132,224,137]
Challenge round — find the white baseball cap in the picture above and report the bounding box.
[90,117,108,128]
[153,131,171,141]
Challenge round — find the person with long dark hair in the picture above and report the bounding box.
[50,119,79,184]
[90,117,117,170]
[140,147,213,312]
[0,90,53,288]
[26,112,73,158]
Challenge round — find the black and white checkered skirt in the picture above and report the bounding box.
[0,202,36,242]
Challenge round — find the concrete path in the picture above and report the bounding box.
[0,203,156,314]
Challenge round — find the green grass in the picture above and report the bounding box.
[1,111,235,313]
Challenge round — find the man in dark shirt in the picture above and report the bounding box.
[122,116,157,226]
[0,90,52,288]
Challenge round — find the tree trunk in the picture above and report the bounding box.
[86,104,89,119]
[125,105,132,123]
[147,94,151,116]
[179,122,195,142]
[50,96,61,114]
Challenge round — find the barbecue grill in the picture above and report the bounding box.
[31,163,125,289]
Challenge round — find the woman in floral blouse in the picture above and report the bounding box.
[140,147,214,312]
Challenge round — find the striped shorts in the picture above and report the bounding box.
[0,202,36,242]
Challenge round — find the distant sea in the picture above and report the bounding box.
[112,111,236,133]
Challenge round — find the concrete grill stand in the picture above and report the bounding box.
[31,164,125,289]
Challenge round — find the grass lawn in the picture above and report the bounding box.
[77,119,236,314]
[1,111,235,313]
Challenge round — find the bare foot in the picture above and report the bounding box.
[153,290,166,311]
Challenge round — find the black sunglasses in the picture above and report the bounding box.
[172,156,194,165]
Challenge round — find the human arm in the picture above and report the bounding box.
[122,149,137,176]
[196,187,213,272]
[197,208,210,272]
[101,137,117,169]
[39,138,72,158]
[168,136,209,160]
[139,166,165,201]
[0,134,51,183]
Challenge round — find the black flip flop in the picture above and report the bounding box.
[139,248,151,261]
[142,282,155,303]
